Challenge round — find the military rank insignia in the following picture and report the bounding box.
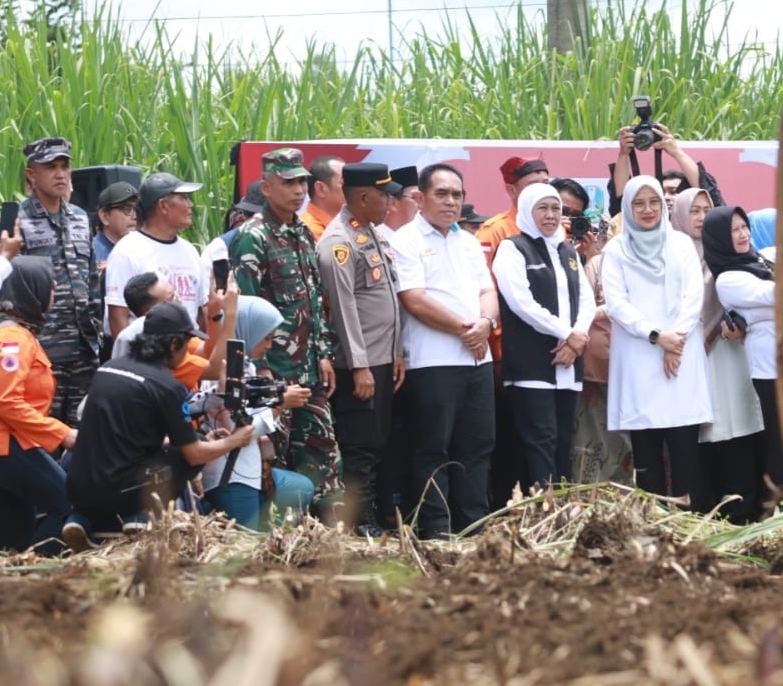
[333,245,350,266]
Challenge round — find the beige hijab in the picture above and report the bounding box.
[671,188,722,350]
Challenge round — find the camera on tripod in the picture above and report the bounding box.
[224,339,286,424]
[630,95,662,151]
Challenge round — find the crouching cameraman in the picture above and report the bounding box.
[63,302,254,550]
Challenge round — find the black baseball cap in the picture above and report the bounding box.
[138,172,202,210]
[143,301,207,340]
[235,180,265,214]
[98,182,139,210]
[459,204,489,224]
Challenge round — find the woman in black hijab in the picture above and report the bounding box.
[0,256,76,556]
[702,206,778,504]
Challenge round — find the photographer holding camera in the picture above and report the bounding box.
[607,96,724,218]
[199,296,316,531]
[63,302,255,550]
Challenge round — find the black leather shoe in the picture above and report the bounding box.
[355,521,384,538]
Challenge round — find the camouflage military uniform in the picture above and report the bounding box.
[18,194,101,426]
[231,205,343,504]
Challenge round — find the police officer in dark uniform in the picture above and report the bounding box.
[18,137,101,427]
[317,163,405,536]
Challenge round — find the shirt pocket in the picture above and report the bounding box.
[363,252,388,288]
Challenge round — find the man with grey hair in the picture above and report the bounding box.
[105,172,208,339]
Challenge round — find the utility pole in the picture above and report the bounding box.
[547,0,588,53]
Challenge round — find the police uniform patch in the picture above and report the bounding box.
[333,244,350,266]
[371,267,382,282]
[1,355,19,372]
[568,258,578,271]
[370,253,381,263]
[355,234,368,245]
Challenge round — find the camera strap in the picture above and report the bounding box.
[218,448,241,487]
[629,149,664,182]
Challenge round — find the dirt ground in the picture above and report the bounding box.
[3,494,783,686]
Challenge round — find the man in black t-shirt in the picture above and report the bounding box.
[64,302,253,548]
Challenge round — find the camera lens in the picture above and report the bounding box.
[633,129,655,151]
[570,215,592,238]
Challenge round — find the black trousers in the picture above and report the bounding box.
[377,382,416,526]
[489,365,529,509]
[331,364,394,515]
[630,425,700,501]
[507,386,577,488]
[405,364,494,538]
[753,379,783,486]
[73,447,200,523]
[697,433,762,523]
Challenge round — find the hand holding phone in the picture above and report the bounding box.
[0,202,20,237]
[213,258,230,293]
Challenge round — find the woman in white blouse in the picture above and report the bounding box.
[702,205,780,495]
[601,176,712,503]
[492,183,595,487]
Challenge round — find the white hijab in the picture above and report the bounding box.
[516,183,565,249]
[619,175,682,319]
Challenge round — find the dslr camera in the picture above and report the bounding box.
[569,213,593,239]
[631,95,662,151]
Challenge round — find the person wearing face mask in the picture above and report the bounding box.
[492,183,595,487]
[602,176,712,505]
[702,205,779,508]
[672,192,763,522]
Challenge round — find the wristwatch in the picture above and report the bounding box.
[482,316,498,331]
[648,329,660,345]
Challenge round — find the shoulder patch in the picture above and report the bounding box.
[333,244,351,266]
[1,355,19,372]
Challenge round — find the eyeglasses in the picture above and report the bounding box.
[110,204,137,216]
[631,199,663,211]
[731,224,750,235]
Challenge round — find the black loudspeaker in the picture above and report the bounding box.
[70,165,142,227]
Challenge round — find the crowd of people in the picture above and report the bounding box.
[0,128,778,555]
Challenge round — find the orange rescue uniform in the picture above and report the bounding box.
[300,204,335,242]
[172,337,209,391]
[0,323,70,455]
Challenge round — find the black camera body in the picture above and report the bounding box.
[570,214,593,238]
[631,95,662,151]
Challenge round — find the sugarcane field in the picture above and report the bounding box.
[4,0,783,684]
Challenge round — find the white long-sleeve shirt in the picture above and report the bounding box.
[493,238,596,390]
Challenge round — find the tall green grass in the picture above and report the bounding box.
[0,0,780,244]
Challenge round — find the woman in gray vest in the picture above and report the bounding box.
[492,183,596,488]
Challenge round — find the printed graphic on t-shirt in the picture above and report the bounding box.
[157,266,199,306]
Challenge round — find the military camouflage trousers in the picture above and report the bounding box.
[276,388,344,513]
[50,347,99,427]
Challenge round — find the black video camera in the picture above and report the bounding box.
[224,339,286,427]
[631,95,662,151]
